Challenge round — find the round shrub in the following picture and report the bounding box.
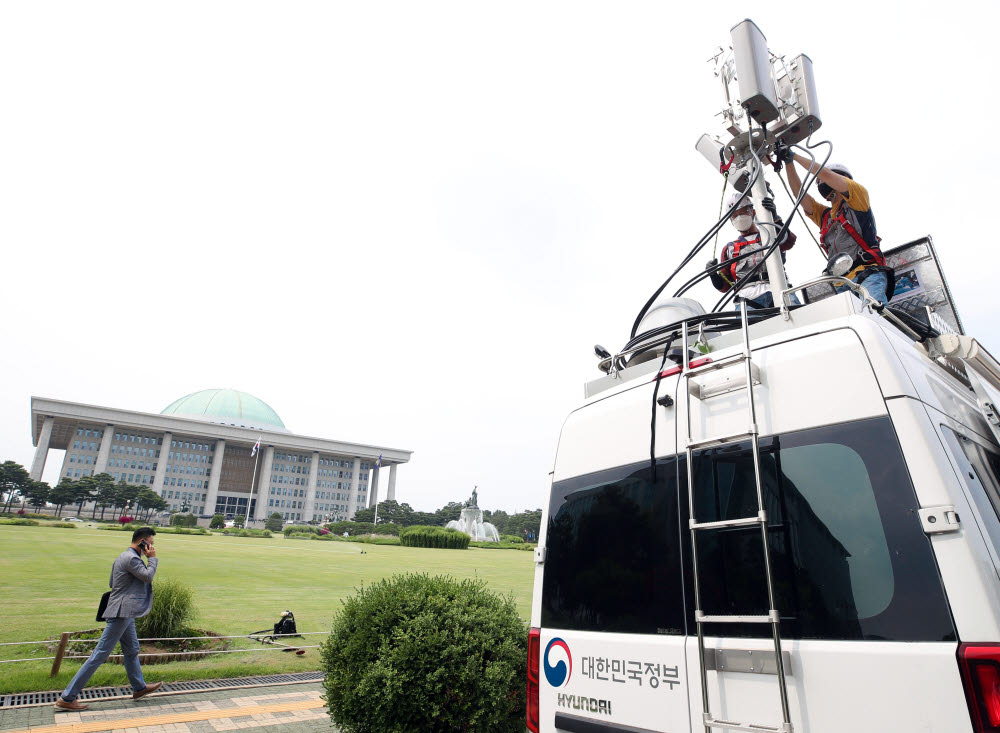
[209,514,225,529]
[374,522,402,536]
[135,577,195,640]
[265,513,284,532]
[399,525,470,549]
[321,573,526,732]
[500,534,524,544]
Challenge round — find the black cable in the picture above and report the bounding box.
[628,156,764,339]
[672,243,772,299]
[649,336,675,483]
[713,132,833,312]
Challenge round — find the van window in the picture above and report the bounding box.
[542,417,954,642]
[687,417,954,641]
[541,461,686,635]
[941,426,1000,557]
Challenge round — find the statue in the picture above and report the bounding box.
[448,486,498,542]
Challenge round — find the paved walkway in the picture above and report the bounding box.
[0,683,338,733]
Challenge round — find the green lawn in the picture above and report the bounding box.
[0,524,535,694]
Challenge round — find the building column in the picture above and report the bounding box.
[253,446,274,521]
[29,417,54,481]
[152,432,172,493]
[368,466,380,508]
[387,463,397,501]
[305,451,319,521]
[94,424,115,475]
[203,438,223,515]
[348,457,361,518]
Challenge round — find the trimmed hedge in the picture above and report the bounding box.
[470,541,533,550]
[500,534,525,544]
[399,525,469,549]
[169,513,198,527]
[321,573,526,732]
[324,521,375,536]
[348,535,400,545]
[283,525,321,537]
[98,525,208,535]
[219,528,272,538]
[0,518,39,526]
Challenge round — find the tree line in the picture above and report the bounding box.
[351,499,542,540]
[0,459,168,521]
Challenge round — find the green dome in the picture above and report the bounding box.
[161,389,286,431]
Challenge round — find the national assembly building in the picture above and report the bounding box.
[28,390,412,523]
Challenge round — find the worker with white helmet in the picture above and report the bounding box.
[775,147,893,305]
[706,187,798,309]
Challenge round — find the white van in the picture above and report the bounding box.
[527,279,1000,732]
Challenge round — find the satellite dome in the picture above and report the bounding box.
[160,389,286,431]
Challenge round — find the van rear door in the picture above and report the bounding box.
[539,460,691,733]
[683,417,966,733]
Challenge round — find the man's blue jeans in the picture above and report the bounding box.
[61,618,146,701]
[836,270,889,306]
[736,291,801,310]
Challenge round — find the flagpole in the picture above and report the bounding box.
[245,435,262,526]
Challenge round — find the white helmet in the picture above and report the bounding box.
[828,163,853,178]
[726,189,752,213]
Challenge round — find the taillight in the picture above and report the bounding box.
[527,627,540,732]
[656,357,712,380]
[959,643,1000,731]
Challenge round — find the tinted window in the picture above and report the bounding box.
[542,417,954,642]
[688,417,953,641]
[541,462,686,635]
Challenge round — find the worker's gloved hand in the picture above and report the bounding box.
[760,196,777,218]
[773,143,794,167]
[706,258,719,271]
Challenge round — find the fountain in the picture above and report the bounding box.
[446,487,500,542]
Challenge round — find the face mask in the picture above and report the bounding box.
[732,214,753,232]
[818,182,837,201]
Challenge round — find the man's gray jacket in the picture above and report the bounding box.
[102,548,157,620]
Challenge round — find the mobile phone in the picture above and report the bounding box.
[138,540,149,551]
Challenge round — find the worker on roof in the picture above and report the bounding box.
[706,188,798,310]
[775,147,893,305]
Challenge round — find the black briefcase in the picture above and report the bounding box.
[96,591,111,622]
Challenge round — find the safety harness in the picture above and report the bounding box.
[819,201,895,298]
[819,204,885,266]
[728,235,766,284]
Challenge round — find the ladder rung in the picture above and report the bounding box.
[691,514,764,531]
[687,428,756,450]
[703,715,792,732]
[696,611,780,624]
[684,352,748,377]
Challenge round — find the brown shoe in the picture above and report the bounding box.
[55,697,89,711]
[132,681,162,700]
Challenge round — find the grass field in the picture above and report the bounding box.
[0,523,535,694]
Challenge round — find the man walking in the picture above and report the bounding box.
[55,527,162,711]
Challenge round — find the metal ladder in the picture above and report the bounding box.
[681,303,793,733]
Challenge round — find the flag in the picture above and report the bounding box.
[251,439,260,457]
[375,453,382,467]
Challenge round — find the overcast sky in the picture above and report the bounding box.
[2,2,996,514]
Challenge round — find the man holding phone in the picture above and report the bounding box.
[55,527,163,711]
